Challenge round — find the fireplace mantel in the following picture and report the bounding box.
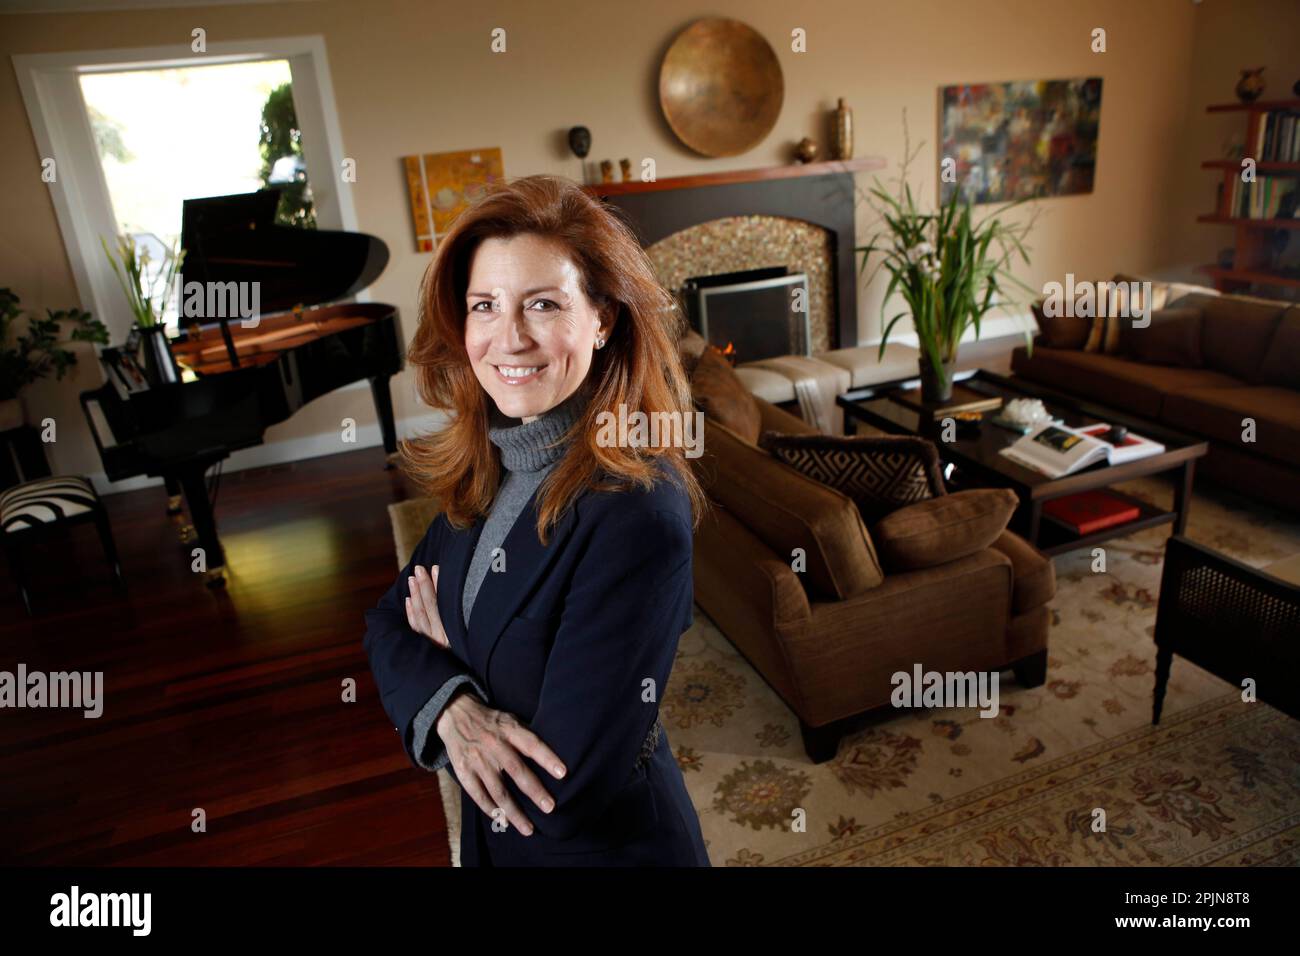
[581,156,886,198]
[588,158,883,351]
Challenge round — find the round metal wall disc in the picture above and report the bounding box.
[659,18,784,158]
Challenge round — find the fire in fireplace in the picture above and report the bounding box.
[680,266,811,364]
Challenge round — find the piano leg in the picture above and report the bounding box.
[369,373,399,469]
[176,462,227,588]
[164,474,196,542]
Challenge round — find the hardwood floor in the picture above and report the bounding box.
[0,447,452,865]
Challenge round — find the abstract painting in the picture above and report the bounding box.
[939,78,1102,204]
[401,147,505,252]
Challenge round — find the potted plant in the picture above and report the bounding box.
[857,135,1037,403]
[100,234,185,386]
[0,287,109,431]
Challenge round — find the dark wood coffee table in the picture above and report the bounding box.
[836,369,1209,557]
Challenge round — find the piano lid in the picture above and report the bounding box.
[180,189,389,315]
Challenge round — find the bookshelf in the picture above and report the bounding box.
[1198,98,1300,293]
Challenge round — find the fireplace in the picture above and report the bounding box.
[589,159,883,355]
[680,267,811,363]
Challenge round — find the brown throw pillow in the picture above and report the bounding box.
[678,328,709,378]
[758,431,947,524]
[1031,299,1090,350]
[691,344,761,443]
[1118,306,1203,367]
[1084,278,1163,355]
[872,488,1019,572]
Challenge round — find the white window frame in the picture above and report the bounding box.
[13,34,358,342]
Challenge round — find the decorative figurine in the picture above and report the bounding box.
[619,158,632,182]
[600,159,614,183]
[567,126,591,158]
[794,137,819,164]
[1235,67,1265,103]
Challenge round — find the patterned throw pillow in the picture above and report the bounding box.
[1084,275,1168,355]
[758,431,947,524]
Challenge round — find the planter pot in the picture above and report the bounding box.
[918,357,956,404]
[138,324,180,387]
[0,396,23,432]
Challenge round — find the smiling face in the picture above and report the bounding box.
[464,233,609,422]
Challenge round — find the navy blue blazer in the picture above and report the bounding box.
[363,467,710,867]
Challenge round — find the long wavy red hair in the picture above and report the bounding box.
[401,174,706,543]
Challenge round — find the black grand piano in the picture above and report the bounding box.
[81,190,403,585]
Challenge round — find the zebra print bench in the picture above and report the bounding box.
[1,475,123,614]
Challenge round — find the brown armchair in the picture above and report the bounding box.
[690,395,1057,762]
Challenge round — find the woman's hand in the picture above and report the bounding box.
[437,692,569,837]
[405,564,450,649]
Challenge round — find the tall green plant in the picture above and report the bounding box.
[0,288,108,401]
[856,125,1039,390]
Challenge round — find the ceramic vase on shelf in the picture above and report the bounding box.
[831,98,853,160]
[1235,67,1265,104]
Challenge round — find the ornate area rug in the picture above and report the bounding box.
[396,479,1300,867]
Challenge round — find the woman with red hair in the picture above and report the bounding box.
[363,174,710,866]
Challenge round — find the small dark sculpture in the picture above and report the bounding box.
[568,126,591,158]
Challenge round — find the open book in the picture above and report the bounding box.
[999,422,1165,478]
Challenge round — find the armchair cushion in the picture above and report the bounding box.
[871,488,1019,572]
[757,431,946,525]
[694,418,885,600]
[691,345,761,443]
[989,530,1057,613]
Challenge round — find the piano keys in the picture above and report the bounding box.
[81,190,403,586]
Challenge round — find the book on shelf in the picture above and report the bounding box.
[1042,490,1142,535]
[999,421,1165,478]
[1226,175,1297,220]
[1255,109,1300,163]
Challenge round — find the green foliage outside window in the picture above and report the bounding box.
[258,82,316,229]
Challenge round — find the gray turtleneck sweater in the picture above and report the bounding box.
[410,389,584,773]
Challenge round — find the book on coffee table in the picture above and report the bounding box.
[999,422,1165,477]
[1042,490,1142,535]
[1074,423,1166,465]
[891,382,1003,417]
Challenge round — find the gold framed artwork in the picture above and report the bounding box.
[401,147,505,252]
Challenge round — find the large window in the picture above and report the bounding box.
[79,60,310,328]
[16,37,355,340]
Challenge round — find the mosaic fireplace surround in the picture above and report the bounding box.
[592,168,861,354]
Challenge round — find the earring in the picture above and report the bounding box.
[595,335,605,349]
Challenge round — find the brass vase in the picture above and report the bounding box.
[831,97,853,160]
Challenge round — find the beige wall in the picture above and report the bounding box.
[0,0,1241,488]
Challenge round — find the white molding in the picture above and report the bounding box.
[12,35,360,336]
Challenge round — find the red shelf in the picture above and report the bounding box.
[580,157,886,197]
[1196,265,1300,289]
[1201,159,1300,173]
[1197,214,1300,229]
[1206,99,1300,113]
